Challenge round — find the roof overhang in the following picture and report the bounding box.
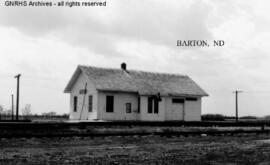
[139,93,208,97]
[97,89,139,94]
[167,93,209,97]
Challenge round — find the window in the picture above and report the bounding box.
[73,96,77,112]
[106,96,114,112]
[88,95,93,112]
[186,97,197,101]
[172,98,184,103]
[154,99,159,114]
[148,97,159,114]
[137,97,140,113]
[148,97,153,113]
[126,103,131,113]
[79,89,87,94]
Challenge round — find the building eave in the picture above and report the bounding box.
[167,93,209,97]
[97,89,139,94]
[63,66,82,93]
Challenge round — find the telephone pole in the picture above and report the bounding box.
[14,74,21,121]
[11,94,14,120]
[233,90,243,122]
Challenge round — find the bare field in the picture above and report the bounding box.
[1,134,270,164]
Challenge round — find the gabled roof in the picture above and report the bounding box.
[64,65,208,97]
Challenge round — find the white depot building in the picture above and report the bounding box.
[64,63,208,121]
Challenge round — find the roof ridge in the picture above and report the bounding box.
[78,65,187,77]
[128,69,187,77]
[78,65,118,70]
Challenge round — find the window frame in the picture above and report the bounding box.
[186,97,198,101]
[126,102,131,113]
[137,97,140,113]
[154,99,159,114]
[73,96,77,112]
[106,95,114,113]
[148,97,159,114]
[88,95,93,112]
[148,97,153,113]
[172,98,185,104]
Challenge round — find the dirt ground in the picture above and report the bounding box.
[1,134,270,165]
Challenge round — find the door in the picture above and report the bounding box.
[170,98,184,120]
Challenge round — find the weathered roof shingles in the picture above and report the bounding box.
[64,65,208,96]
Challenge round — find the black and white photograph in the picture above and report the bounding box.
[1,0,270,164]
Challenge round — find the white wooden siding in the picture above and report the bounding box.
[184,98,201,121]
[97,92,139,121]
[70,72,98,120]
[164,97,201,121]
[139,96,166,121]
[170,102,184,120]
[69,77,202,121]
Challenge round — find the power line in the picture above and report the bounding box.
[206,90,270,94]
[242,91,270,93]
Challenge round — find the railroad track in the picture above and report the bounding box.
[1,120,270,127]
[1,121,270,138]
[0,129,270,138]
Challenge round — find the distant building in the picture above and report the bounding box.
[64,63,208,121]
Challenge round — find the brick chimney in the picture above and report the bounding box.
[121,63,127,70]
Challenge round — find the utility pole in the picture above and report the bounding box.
[233,90,243,122]
[14,74,21,121]
[11,94,14,121]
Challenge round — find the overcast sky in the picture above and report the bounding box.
[1,0,270,116]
